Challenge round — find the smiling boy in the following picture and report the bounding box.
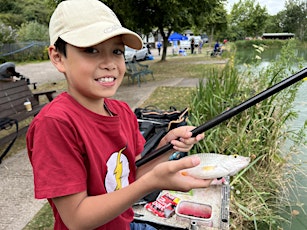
[26,0,211,229]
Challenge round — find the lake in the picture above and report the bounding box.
[283,79,307,230]
[235,46,307,229]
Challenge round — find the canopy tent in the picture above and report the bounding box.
[168,32,188,41]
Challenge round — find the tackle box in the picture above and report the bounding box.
[133,176,230,230]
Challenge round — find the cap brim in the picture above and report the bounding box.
[60,23,143,50]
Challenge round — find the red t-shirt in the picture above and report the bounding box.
[27,92,145,230]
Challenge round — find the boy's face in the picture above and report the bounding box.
[53,36,126,104]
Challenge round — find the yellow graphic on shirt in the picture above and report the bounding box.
[105,146,130,193]
[114,147,126,190]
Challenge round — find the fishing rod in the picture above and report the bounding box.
[136,67,307,167]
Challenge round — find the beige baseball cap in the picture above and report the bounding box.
[49,0,143,50]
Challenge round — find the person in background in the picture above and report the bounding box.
[26,0,211,229]
[198,39,203,54]
[179,47,187,56]
[0,62,21,82]
[214,41,220,53]
[190,38,195,54]
[157,41,162,56]
[146,43,151,55]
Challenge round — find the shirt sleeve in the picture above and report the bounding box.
[28,117,87,199]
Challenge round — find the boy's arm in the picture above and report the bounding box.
[53,156,211,230]
[52,178,151,230]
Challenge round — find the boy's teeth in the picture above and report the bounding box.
[97,77,114,82]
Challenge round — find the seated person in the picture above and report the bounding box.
[214,41,220,52]
[0,62,21,82]
[179,47,187,56]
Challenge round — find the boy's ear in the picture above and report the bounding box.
[48,45,66,73]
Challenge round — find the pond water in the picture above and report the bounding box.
[235,46,307,65]
[283,81,307,230]
[235,46,307,229]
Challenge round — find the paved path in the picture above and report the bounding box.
[0,150,46,230]
[0,53,204,229]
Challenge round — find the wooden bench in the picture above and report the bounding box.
[0,79,56,158]
[125,61,154,87]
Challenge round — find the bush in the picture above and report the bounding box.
[0,22,17,44]
[0,21,49,62]
[0,41,49,62]
[17,21,49,42]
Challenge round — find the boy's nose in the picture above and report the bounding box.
[99,56,116,70]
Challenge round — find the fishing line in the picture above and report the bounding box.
[136,67,307,167]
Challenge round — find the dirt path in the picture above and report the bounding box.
[18,61,64,85]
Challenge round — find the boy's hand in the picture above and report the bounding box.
[142,155,212,192]
[164,126,204,152]
[136,126,204,181]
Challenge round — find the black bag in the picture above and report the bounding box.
[0,118,18,164]
[135,106,189,157]
[135,106,188,124]
[134,106,189,203]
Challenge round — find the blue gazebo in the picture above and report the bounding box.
[168,32,188,41]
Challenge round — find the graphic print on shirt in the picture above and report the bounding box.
[105,146,130,193]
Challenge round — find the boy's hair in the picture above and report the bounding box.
[49,0,142,50]
[54,38,67,57]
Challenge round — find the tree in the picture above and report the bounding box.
[200,6,228,43]
[279,0,307,41]
[229,0,268,40]
[264,15,283,33]
[18,0,53,26]
[0,0,53,29]
[104,0,225,61]
[0,0,24,28]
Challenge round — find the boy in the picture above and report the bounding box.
[26,0,211,229]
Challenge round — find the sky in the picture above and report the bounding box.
[226,0,287,15]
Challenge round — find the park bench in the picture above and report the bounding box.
[0,79,56,163]
[125,61,154,87]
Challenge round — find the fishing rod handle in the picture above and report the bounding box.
[135,143,173,167]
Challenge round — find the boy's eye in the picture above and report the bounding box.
[84,47,98,53]
[114,49,124,55]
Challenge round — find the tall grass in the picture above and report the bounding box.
[189,40,306,229]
